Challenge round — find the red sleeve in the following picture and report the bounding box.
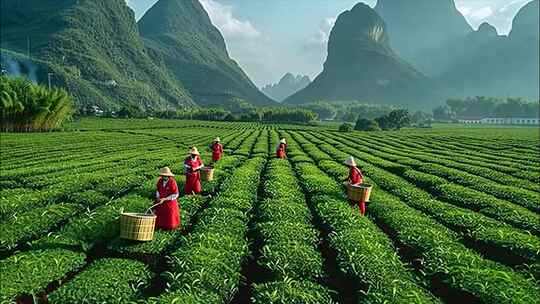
[219,144,223,153]
[170,179,178,194]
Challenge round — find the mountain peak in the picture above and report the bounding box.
[375,0,472,66]
[284,4,443,109]
[477,22,498,37]
[510,0,539,41]
[139,0,226,52]
[329,2,392,57]
[262,73,311,102]
[138,0,275,107]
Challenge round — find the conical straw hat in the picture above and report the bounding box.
[213,137,221,142]
[280,138,287,144]
[189,147,200,155]
[344,156,357,167]
[159,167,174,177]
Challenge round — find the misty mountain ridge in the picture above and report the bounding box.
[375,0,539,101]
[262,73,311,102]
[1,0,537,111]
[437,0,539,100]
[284,3,445,109]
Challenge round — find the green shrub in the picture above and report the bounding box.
[253,279,335,304]
[338,123,353,132]
[354,118,380,131]
[48,258,152,304]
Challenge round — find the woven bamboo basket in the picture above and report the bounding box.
[347,183,373,202]
[120,213,156,241]
[201,166,214,182]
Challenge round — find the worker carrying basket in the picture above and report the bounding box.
[344,156,373,216]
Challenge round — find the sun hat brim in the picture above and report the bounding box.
[344,157,357,167]
[159,168,175,177]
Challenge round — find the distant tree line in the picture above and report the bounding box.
[433,97,539,121]
[301,101,398,121]
[341,109,413,132]
[152,108,317,123]
[1,76,74,132]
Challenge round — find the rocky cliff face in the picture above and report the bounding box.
[262,73,311,102]
[138,0,276,107]
[375,0,472,68]
[284,3,444,109]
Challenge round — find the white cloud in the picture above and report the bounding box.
[304,18,336,48]
[199,0,261,40]
[467,6,495,21]
[307,18,336,45]
[456,0,530,34]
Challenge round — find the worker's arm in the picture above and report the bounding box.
[162,193,179,201]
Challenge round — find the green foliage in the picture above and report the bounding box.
[1,0,194,111]
[445,96,539,119]
[257,159,324,281]
[375,109,411,130]
[0,249,86,302]
[33,195,149,251]
[287,138,440,303]
[354,118,381,131]
[338,122,353,132]
[315,133,540,263]
[162,158,265,302]
[0,75,74,131]
[301,101,337,120]
[0,203,80,251]
[48,258,152,304]
[153,107,316,124]
[138,0,274,107]
[253,278,335,304]
[0,120,538,304]
[292,131,540,303]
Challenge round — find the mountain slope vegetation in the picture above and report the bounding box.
[1,0,195,111]
[138,0,276,107]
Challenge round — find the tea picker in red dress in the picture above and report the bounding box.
[184,147,204,195]
[154,167,180,230]
[211,137,223,162]
[345,156,367,216]
[276,138,287,159]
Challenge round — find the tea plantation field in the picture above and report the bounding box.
[0,119,538,304]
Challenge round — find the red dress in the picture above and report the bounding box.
[212,143,223,162]
[276,143,287,159]
[154,177,180,230]
[348,167,366,215]
[348,167,364,185]
[184,156,203,194]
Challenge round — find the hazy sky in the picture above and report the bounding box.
[126,0,531,87]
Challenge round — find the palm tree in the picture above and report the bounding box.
[0,75,74,132]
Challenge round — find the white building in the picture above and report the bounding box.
[459,117,540,125]
[481,117,539,125]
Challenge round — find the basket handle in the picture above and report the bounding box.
[146,202,163,215]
